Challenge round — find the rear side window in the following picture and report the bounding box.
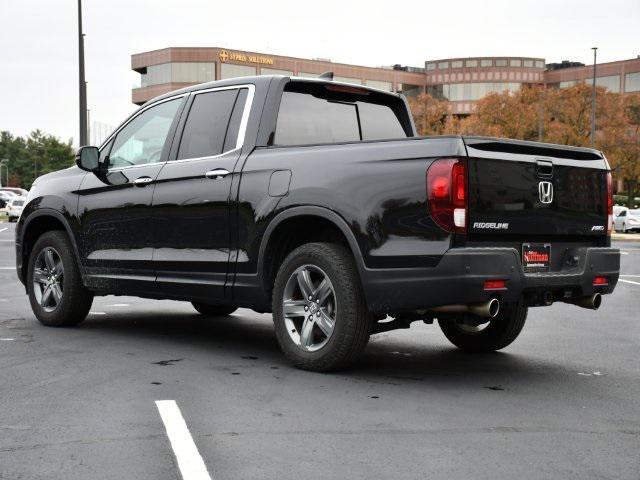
[177,89,243,160]
[274,83,409,146]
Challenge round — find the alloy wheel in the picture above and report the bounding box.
[32,247,64,313]
[282,264,337,352]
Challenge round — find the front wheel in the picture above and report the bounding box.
[438,300,527,352]
[27,231,93,327]
[272,242,371,372]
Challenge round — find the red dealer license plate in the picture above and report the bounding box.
[522,243,551,273]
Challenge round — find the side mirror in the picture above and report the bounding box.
[75,146,100,172]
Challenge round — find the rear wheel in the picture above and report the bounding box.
[191,302,237,317]
[272,242,371,372]
[27,231,93,327]
[438,300,527,352]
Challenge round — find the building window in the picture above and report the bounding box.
[535,60,545,69]
[495,59,507,67]
[297,72,319,78]
[559,80,578,89]
[140,62,216,87]
[365,80,393,91]
[480,59,492,67]
[446,82,521,101]
[426,62,437,71]
[523,60,534,68]
[334,76,362,85]
[585,75,621,93]
[261,67,293,76]
[451,60,463,68]
[625,72,640,92]
[466,59,478,67]
[438,61,449,69]
[510,59,522,67]
[220,63,256,79]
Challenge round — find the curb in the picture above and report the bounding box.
[612,234,640,242]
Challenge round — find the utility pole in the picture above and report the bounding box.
[591,47,598,149]
[78,0,88,146]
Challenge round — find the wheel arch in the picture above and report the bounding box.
[257,206,367,300]
[19,209,83,287]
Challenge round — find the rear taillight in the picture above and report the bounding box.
[593,276,608,286]
[606,171,613,236]
[427,158,467,234]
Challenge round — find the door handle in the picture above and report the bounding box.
[133,176,153,187]
[205,168,230,180]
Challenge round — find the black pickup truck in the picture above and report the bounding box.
[16,75,620,371]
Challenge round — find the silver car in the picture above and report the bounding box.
[614,208,640,233]
[7,196,25,222]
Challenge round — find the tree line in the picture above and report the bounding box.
[408,83,640,206]
[0,130,75,189]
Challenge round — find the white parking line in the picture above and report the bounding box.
[619,279,640,286]
[0,267,14,270]
[155,400,212,480]
[620,274,640,277]
[0,227,7,234]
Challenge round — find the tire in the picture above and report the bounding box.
[438,299,527,352]
[27,231,93,327]
[191,302,237,316]
[272,242,371,372]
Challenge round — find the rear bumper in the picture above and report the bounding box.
[362,246,620,313]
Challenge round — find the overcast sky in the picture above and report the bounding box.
[1,0,639,146]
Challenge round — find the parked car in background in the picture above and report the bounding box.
[0,187,28,197]
[7,196,26,222]
[613,205,628,217]
[0,190,16,210]
[614,208,640,233]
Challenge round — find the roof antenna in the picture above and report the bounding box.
[318,71,334,80]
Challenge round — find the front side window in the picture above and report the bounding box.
[109,98,181,168]
[177,89,244,160]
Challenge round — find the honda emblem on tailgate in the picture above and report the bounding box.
[538,181,553,204]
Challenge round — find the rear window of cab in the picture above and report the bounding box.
[274,81,412,146]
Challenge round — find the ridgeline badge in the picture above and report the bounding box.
[219,49,274,65]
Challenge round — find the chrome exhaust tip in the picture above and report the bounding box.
[431,298,501,318]
[568,293,602,310]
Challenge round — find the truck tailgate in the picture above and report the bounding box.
[464,137,609,239]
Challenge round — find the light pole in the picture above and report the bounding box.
[78,0,88,146]
[591,47,598,149]
[0,159,8,187]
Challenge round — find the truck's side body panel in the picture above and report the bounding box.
[231,137,466,307]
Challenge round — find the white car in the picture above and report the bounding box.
[7,196,26,222]
[614,208,640,233]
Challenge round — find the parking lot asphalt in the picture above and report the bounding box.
[0,221,638,480]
